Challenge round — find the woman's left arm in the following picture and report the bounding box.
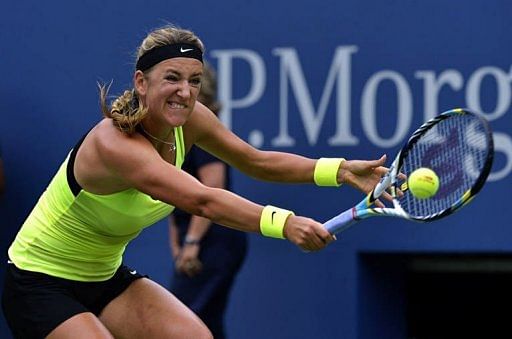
[190,102,316,184]
[190,103,388,194]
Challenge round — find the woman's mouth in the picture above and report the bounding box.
[168,102,186,109]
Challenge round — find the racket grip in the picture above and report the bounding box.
[323,208,357,235]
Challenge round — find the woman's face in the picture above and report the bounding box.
[135,57,203,127]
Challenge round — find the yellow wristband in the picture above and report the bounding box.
[314,158,345,186]
[260,205,295,239]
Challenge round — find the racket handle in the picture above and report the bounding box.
[323,208,357,234]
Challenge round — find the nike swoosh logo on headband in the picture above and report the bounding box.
[180,47,193,53]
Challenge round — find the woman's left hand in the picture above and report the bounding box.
[338,155,389,193]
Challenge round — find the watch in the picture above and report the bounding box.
[184,236,201,246]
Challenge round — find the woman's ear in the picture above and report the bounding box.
[133,70,147,96]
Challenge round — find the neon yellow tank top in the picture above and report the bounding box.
[8,127,185,281]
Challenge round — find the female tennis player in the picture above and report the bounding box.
[2,24,388,338]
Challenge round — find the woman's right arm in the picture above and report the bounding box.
[79,120,334,252]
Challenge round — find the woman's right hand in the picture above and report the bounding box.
[283,215,335,252]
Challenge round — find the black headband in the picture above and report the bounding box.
[136,43,203,71]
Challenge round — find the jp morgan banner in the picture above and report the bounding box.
[211,47,511,182]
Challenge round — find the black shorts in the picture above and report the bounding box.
[1,263,146,339]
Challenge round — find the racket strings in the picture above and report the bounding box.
[398,113,490,218]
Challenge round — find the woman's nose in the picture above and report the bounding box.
[177,80,191,98]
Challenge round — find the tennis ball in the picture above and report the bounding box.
[407,167,439,199]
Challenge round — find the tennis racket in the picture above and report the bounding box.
[324,108,494,234]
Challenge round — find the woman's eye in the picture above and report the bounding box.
[165,75,178,82]
[190,78,201,86]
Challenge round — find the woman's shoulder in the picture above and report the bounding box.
[91,119,140,144]
[86,119,150,162]
[185,102,224,140]
[75,119,156,194]
[93,118,122,136]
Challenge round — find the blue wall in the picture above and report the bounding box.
[1,1,511,338]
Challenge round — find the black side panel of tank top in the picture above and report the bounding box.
[66,131,90,197]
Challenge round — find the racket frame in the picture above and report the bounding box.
[324,108,494,235]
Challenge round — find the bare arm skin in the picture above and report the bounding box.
[188,103,318,184]
[190,102,389,193]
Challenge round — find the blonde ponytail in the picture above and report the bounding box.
[98,83,148,134]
